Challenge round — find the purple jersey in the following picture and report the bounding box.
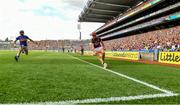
[16,35,29,46]
[91,37,102,48]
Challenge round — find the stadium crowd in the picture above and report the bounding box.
[104,26,180,52]
[27,26,180,52]
[28,40,90,51]
[28,40,60,50]
[25,23,180,52]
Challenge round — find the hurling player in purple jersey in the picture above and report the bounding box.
[91,32,107,69]
[14,30,36,61]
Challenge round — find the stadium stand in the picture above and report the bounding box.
[104,25,180,51]
[95,0,179,35]
[79,0,180,51]
[0,41,13,50]
[5,0,178,54]
[79,0,180,64]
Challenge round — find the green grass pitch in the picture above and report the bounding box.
[0,51,179,104]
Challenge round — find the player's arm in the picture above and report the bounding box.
[28,37,37,44]
[14,39,17,44]
[90,39,95,51]
[14,38,18,47]
[100,39,106,50]
[28,38,34,43]
[90,43,95,51]
[90,43,96,56]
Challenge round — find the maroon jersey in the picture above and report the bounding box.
[91,37,102,48]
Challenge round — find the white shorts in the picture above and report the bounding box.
[94,47,103,52]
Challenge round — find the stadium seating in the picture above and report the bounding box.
[104,26,180,51]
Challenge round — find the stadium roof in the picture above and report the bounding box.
[78,0,144,23]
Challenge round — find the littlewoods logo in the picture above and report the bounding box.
[160,53,180,62]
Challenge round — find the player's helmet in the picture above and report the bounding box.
[20,30,24,35]
[92,32,96,36]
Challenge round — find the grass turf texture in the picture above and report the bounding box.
[0,51,179,104]
[73,54,180,104]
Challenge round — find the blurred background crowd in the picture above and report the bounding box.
[104,26,180,52]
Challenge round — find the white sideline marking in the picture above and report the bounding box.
[62,93,178,104]
[2,93,178,105]
[69,55,174,95]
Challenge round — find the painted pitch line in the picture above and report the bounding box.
[63,93,178,104]
[69,55,174,95]
[2,93,178,105]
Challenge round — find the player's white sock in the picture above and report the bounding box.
[16,54,19,57]
[103,63,107,69]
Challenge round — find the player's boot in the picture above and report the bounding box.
[103,63,107,69]
[14,56,19,62]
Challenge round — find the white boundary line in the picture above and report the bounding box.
[69,55,174,95]
[2,93,178,105]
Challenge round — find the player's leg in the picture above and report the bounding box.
[94,47,104,64]
[15,47,23,61]
[22,48,25,54]
[99,49,107,69]
[81,49,84,55]
[95,47,107,69]
[17,47,23,57]
[24,46,28,55]
[97,53,103,64]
